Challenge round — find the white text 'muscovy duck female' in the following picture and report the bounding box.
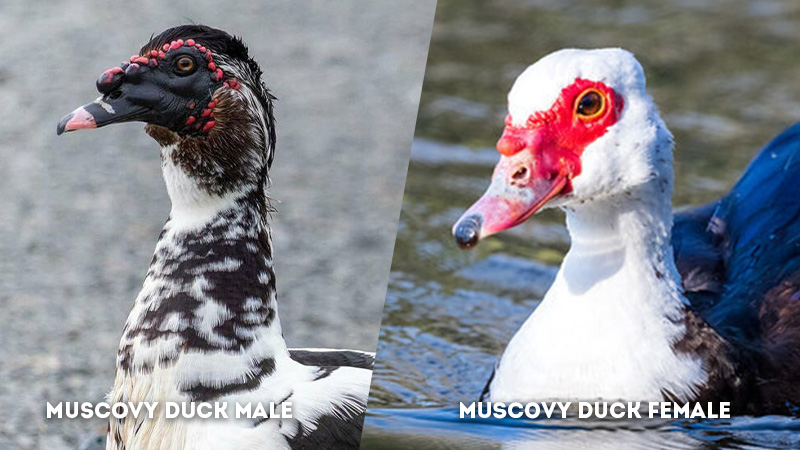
[453,48,800,415]
[58,25,373,449]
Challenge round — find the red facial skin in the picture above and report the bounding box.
[453,78,624,245]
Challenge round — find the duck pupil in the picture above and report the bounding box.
[178,57,193,71]
[578,92,602,116]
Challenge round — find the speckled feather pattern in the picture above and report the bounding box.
[105,26,372,450]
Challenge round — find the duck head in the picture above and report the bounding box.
[453,48,672,248]
[58,25,276,198]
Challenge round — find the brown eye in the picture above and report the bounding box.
[175,56,196,75]
[575,89,605,119]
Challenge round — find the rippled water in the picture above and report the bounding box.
[364,0,800,448]
[364,408,800,449]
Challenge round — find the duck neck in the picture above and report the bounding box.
[117,143,285,401]
[560,177,683,306]
[492,175,710,403]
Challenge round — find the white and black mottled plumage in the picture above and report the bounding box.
[59,25,373,449]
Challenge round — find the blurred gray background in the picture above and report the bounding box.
[0,1,434,448]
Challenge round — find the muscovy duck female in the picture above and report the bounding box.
[57,25,373,449]
[453,48,800,415]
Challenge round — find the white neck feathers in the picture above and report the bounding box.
[161,144,243,230]
[491,169,707,403]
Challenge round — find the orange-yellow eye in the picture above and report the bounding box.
[175,56,196,74]
[575,89,605,119]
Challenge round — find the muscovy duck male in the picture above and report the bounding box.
[453,48,800,415]
[58,25,373,449]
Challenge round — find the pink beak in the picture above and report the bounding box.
[57,105,97,134]
[452,128,573,249]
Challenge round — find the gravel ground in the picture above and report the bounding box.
[0,1,434,447]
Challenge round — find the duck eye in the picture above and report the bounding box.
[174,56,196,75]
[575,89,605,119]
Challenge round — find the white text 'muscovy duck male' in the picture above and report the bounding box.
[58,25,373,449]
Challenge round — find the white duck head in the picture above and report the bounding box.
[454,48,674,248]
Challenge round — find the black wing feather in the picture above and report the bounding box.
[289,349,375,370]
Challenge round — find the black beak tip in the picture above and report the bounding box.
[454,214,483,250]
[56,113,72,136]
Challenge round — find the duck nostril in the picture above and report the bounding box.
[107,90,123,100]
[511,166,528,181]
